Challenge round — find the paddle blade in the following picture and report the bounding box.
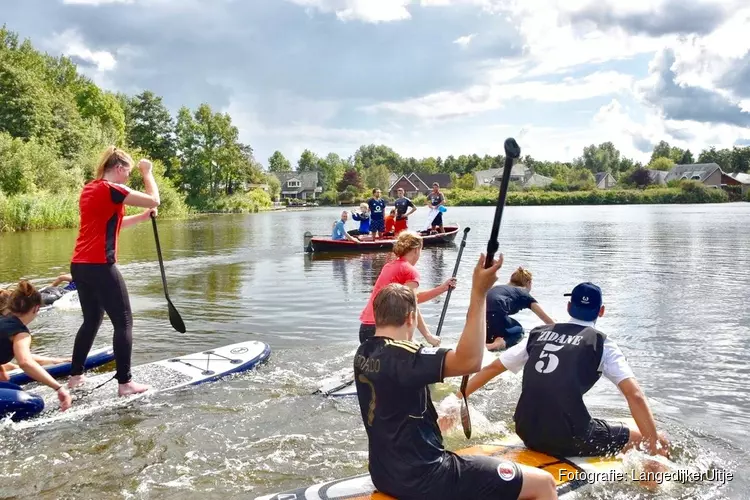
[460,375,472,439]
[168,300,186,333]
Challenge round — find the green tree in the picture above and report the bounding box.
[318,152,347,191]
[680,149,694,164]
[268,150,291,172]
[648,156,674,171]
[124,90,176,175]
[337,168,363,192]
[455,172,475,190]
[266,174,281,201]
[577,142,621,174]
[365,164,391,191]
[297,149,319,172]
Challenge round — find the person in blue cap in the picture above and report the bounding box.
[460,282,671,460]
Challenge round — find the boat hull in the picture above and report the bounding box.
[305,226,460,253]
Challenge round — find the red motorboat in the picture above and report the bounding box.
[304,226,460,253]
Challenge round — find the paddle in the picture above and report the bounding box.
[434,227,470,338]
[151,212,187,333]
[459,137,520,440]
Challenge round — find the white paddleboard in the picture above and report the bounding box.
[13,340,271,430]
[318,343,498,397]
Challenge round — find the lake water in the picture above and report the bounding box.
[0,204,748,499]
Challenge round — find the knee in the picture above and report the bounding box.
[520,468,557,500]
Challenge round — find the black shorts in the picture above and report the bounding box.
[370,219,385,232]
[525,419,630,457]
[431,211,443,227]
[417,454,523,500]
[359,324,376,343]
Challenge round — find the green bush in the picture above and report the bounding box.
[0,191,79,232]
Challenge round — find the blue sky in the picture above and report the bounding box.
[1,0,749,167]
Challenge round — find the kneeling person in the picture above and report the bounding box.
[463,282,670,460]
[353,254,557,500]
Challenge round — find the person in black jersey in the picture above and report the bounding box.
[463,282,671,461]
[353,253,557,500]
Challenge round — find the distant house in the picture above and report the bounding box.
[473,164,553,189]
[666,163,749,195]
[728,172,750,184]
[387,172,452,198]
[272,171,323,200]
[646,169,668,185]
[594,172,617,189]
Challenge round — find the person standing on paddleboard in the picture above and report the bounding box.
[0,282,72,412]
[393,187,416,235]
[462,282,671,460]
[367,188,386,239]
[486,267,554,351]
[353,255,557,500]
[358,231,456,346]
[67,146,160,397]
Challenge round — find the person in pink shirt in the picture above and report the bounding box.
[358,231,457,345]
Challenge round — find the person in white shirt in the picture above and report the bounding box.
[460,282,670,459]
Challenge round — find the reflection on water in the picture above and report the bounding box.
[1,204,749,499]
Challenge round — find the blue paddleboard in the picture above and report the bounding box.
[7,346,115,385]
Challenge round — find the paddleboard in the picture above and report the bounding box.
[13,340,271,430]
[317,343,498,398]
[7,345,115,385]
[257,419,649,500]
[40,290,80,312]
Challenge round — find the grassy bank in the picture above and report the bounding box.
[0,189,273,232]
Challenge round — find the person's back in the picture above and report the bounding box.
[355,337,445,496]
[331,219,347,240]
[487,284,535,317]
[512,321,605,454]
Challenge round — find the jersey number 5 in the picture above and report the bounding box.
[534,343,564,374]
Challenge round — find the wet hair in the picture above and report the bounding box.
[0,280,42,315]
[95,146,133,180]
[509,267,533,287]
[393,231,422,257]
[373,283,417,328]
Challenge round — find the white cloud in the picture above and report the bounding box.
[452,33,476,47]
[62,0,134,4]
[286,0,413,23]
[46,29,117,72]
[363,71,634,119]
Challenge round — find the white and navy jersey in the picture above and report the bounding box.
[499,318,634,445]
[354,336,450,496]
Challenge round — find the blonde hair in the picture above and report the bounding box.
[95,146,133,180]
[509,267,533,287]
[0,280,42,315]
[374,283,417,327]
[359,202,368,212]
[393,231,422,257]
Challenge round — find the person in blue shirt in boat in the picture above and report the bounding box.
[0,281,72,415]
[367,188,387,239]
[331,211,360,242]
[39,273,77,306]
[486,267,554,351]
[351,203,371,236]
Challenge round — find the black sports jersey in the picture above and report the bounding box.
[0,315,29,364]
[514,323,606,447]
[394,197,415,219]
[354,337,449,496]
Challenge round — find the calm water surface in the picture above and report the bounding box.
[1,204,748,499]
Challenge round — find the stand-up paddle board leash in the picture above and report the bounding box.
[460,137,520,440]
[70,374,117,401]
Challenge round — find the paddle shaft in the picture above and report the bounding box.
[151,213,171,300]
[435,227,470,337]
[460,138,520,439]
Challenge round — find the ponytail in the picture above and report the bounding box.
[95,146,133,180]
[393,231,422,257]
[0,280,42,315]
[509,267,533,288]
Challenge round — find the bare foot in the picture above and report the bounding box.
[118,381,151,397]
[68,374,86,389]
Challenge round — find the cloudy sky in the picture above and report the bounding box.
[2,0,750,167]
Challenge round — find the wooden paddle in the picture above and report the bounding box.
[459,137,520,440]
[151,212,187,333]
[434,227,470,337]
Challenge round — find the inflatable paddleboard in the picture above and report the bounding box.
[13,340,271,429]
[317,343,498,397]
[257,419,643,499]
[7,345,115,385]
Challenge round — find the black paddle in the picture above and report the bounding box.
[151,212,187,333]
[459,137,520,440]
[434,227,470,338]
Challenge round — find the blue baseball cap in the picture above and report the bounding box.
[564,282,602,322]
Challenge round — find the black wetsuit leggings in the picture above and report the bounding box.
[70,263,133,384]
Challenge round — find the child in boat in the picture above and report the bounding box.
[384,209,396,236]
[351,203,371,236]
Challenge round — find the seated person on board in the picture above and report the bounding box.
[331,211,359,242]
[353,254,557,500]
[462,282,671,462]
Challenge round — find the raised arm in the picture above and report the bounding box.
[51,274,73,287]
[123,159,160,209]
[443,253,503,378]
[530,302,555,324]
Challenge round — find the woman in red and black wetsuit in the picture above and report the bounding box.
[67,146,160,397]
